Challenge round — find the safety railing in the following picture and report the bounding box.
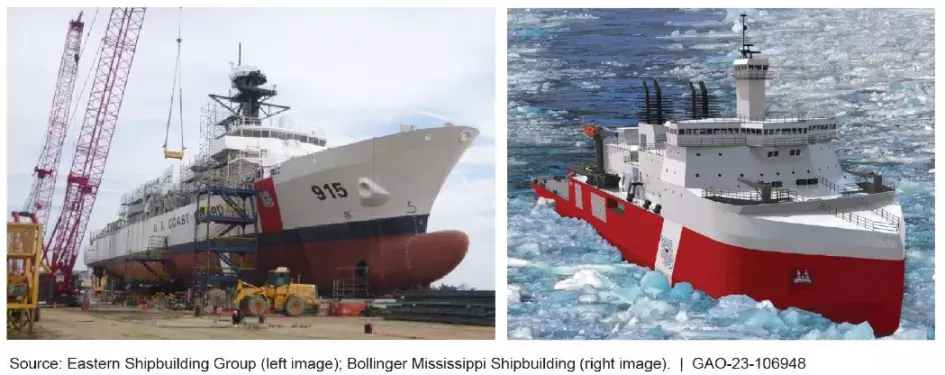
[675,114,836,124]
[701,187,799,203]
[816,203,899,233]
[816,175,901,230]
[676,137,747,147]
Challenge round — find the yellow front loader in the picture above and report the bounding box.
[233,267,321,317]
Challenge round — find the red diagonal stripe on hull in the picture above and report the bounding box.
[255,177,283,232]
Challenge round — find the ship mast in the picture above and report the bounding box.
[208,44,290,133]
[733,14,769,121]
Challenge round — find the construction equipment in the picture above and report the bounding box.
[43,8,146,300]
[7,219,44,333]
[162,7,186,160]
[233,267,321,317]
[19,11,85,230]
[13,13,85,297]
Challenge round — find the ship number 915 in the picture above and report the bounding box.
[311,182,348,200]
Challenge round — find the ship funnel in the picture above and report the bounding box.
[636,80,674,124]
[639,81,652,123]
[654,81,664,125]
[688,81,698,119]
[699,81,710,118]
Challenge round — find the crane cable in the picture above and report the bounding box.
[163,7,185,159]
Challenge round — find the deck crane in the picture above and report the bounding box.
[14,12,85,238]
[43,7,147,298]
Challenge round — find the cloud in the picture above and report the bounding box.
[5,7,496,289]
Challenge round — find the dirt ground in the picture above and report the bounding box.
[8,306,494,340]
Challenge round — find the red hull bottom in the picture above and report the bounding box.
[90,230,469,297]
[534,181,904,337]
[255,230,469,295]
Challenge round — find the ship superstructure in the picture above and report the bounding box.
[85,59,479,297]
[531,16,905,336]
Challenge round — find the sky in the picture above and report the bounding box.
[5,7,496,290]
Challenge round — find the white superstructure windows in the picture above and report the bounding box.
[808,123,836,130]
[235,127,326,146]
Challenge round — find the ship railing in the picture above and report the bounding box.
[638,144,666,155]
[670,134,837,148]
[606,143,640,152]
[835,171,898,192]
[674,113,836,124]
[676,137,747,147]
[701,187,798,203]
[816,175,901,229]
[748,135,811,147]
[816,203,900,233]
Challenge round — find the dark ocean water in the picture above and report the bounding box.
[506,8,934,340]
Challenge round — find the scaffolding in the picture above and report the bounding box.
[123,235,171,293]
[331,265,371,300]
[7,219,43,333]
[191,182,258,300]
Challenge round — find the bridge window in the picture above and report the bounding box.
[807,178,818,184]
[771,181,783,188]
[796,179,808,186]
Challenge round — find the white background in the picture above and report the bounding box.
[2,1,944,374]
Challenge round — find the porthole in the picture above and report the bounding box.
[776,172,780,176]
[695,174,700,177]
[740,173,744,177]
[718,173,722,177]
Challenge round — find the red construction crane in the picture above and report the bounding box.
[16,12,84,237]
[44,7,147,296]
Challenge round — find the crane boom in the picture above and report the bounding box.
[44,7,146,296]
[20,12,85,240]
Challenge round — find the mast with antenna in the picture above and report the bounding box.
[733,14,769,121]
[738,14,761,59]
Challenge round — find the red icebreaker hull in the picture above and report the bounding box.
[533,178,904,337]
